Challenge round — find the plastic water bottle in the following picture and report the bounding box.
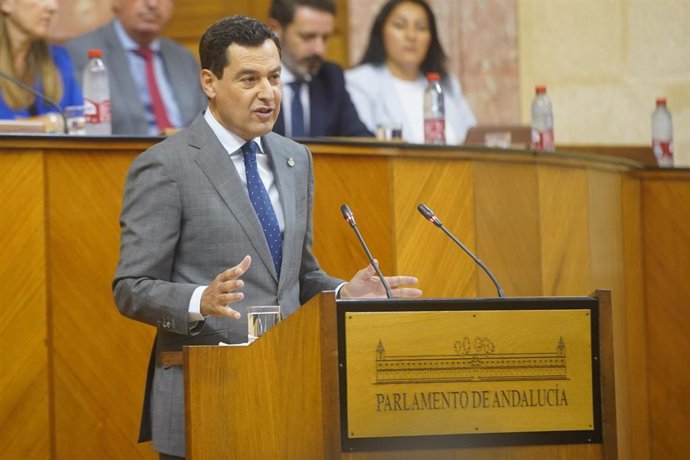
[652,98,673,167]
[531,85,554,151]
[424,72,445,145]
[83,49,111,135]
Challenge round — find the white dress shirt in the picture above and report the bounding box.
[188,109,286,321]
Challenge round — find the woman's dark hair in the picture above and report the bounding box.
[359,0,448,80]
[199,15,281,78]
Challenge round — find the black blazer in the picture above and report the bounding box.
[274,61,373,138]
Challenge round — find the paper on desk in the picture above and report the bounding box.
[218,341,250,346]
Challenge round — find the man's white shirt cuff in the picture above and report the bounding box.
[189,285,207,322]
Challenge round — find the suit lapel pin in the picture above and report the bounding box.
[287,158,295,167]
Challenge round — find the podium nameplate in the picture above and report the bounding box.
[336,297,602,452]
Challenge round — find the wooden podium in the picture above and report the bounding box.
[183,290,617,459]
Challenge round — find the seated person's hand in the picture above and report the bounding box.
[161,127,180,136]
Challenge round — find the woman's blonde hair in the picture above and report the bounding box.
[0,12,63,110]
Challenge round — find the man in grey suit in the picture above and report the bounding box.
[65,0,206,135]
[113,15,420,459]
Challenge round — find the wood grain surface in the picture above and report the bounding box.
[639,172,690,460]
[0,152,50,459]
[2,138,684,459]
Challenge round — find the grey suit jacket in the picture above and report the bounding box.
[65,22,207,135]
[113,114,342,456]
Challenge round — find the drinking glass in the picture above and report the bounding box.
[64,105,86,135]
[376,124,403,141]
[247,305,281,343]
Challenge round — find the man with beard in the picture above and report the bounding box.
[66,0,207,135]
[268,0,372,138]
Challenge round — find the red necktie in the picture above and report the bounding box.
[134,48,172,133]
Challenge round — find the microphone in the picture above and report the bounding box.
[340,204,393,299]
[0,69,68,134]
[418,203,505,297]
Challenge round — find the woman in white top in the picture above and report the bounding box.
[345,0,475,144]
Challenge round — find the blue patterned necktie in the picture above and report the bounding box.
[289,80,306,137]
[242,141,282,275]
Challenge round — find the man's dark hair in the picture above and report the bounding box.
[199,15,281,78]
[359,0,448,80]
[270,0,337,27]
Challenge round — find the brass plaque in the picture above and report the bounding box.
[344,309,595,439]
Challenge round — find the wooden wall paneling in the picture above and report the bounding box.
[537,165,590,296]
[473,162,542,297]
[165,0,351,67]
[312,152,393,280]
[620,175,651,460]
[640,173,690,460]
[328,0,352,65]
[586,170,630,460]
[46,151,156,459]
[391,158,477,298]
[165,0,255,56]
[0,152,50,459]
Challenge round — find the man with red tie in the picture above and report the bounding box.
[65,0,207,135]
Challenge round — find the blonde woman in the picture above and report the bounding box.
[0,0,82,121]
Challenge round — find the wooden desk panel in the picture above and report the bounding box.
[46,151,156,459]
[2,137,679,459]
[0,152,49,459]
[537,165,591,296]
[638,172,690,460]
[392,158,477,298]
[474,161,542,296]
[312,153,393,280]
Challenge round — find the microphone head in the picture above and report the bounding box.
[417,203,435,219]
[417,203,442,227]
[340,203,356,226]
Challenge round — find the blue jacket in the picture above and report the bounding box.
[0,46,83,119]
[274,60,372,138]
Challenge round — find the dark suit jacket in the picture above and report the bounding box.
[65,22,207,135]
[274,60,373,138]
[113,114,342,456]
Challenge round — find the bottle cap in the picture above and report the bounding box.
[535,85,547,94]
[656,97,667,106]
[87,49,102,59]
[426,72,441,81]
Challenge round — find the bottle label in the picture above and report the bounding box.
[84,99,112,124]
[653,139,673,165]
[424,118,446,144]
[531,128,554,151]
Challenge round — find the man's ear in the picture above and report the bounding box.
[110,0,121,14]
[199,69,217,99]
[0,0,13,15]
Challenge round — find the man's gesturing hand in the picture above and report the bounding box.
[339,262,422,299]
[200,255,252,319]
